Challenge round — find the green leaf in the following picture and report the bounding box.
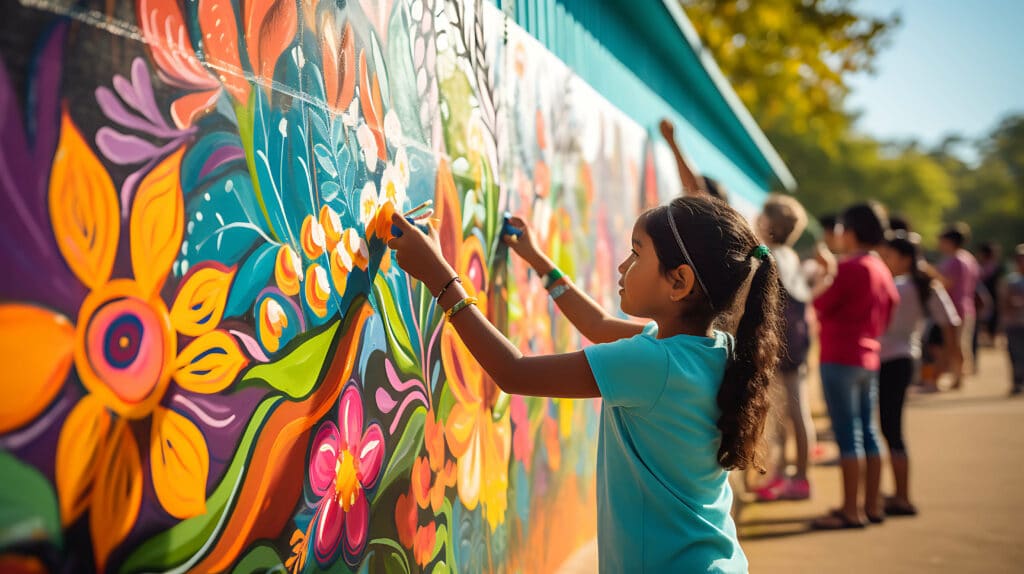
[242,321,340,398]
[435,384,456,422]
[432,524,447,561]
[375,408,426,498]
[0,451,61,551]
[367,537,410,574]
[440,498,457,573]
[230,544,284,574]
[372,274,420,376]
[120,395,283,573]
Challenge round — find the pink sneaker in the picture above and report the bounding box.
[776,478,811,500]
[753,476,786,501]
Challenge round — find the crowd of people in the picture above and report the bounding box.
[660,118,1024,532]
[743,191,1024,530]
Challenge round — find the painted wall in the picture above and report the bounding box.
[0,1,673,572]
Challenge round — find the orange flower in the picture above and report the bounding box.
[441,325,511,530]
[413,522,437,568]
[285,527,309,574]
[411,412,456,513]
[0,112,246,571]
[394,488,418,550]
[432,158,510,530]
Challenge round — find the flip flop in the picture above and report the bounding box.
[883,500,918,516]
[812,510,866,530]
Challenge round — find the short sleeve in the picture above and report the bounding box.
[584,322,668,410]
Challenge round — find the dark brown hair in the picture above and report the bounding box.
[840,201,889,247]
[643,196,782,472]
[886,231,935,310]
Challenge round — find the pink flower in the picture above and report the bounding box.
[308,383,386,566]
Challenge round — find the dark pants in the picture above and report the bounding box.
[1008,326,1024,389]
[879,358,915,455]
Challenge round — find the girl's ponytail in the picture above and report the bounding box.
[645,196,784,472]
[715,255,782,472]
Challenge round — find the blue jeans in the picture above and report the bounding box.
[820,363,882,458]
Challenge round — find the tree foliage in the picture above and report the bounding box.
[681,0,1022,251]
[682,0,897,147]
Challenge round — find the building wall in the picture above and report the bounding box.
[494,0,782,212]
[0,1,687,572]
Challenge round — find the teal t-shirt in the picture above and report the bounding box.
[583,322,746,573]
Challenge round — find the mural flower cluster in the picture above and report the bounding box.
[0,0,642,571]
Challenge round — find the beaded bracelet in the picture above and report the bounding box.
[542,268,565,290]
[436,275,461,300]
[549,283,571,301]
[446,296,478,320]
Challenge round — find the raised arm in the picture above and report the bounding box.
[388,215,601,399]
[504,216,642,344]
[660,119,704,196]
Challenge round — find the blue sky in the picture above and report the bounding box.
[847,0,1024,151]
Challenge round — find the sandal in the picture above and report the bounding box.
[812,510,866,530]
[883,499,918,516]
[866,512,885,524]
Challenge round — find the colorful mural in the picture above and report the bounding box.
[0,1,665,572]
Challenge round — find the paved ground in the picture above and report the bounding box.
[557,345,1024,573]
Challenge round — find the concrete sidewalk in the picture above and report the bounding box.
[556,345,1023,573]
[740,345,1023,572]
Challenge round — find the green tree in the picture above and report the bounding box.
[942,115,1024,252]
[681,0,965,242]
[682,0,898,149]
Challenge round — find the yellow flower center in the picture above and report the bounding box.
[335,450,361,512]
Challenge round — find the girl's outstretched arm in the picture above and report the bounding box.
[389,214,601,399]
[504,215,642,344]
[660,119,704,196]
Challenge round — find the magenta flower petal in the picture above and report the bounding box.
[338,384,364,451]
[356,422,385,489]
[343,491,369,559]
[313,495,344,565]
[309,422,340,497]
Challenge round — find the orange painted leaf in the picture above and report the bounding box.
[358,50,387,162]
[174,329,248,394]
[170,264,235,337]
[433,158,462,268]
[55,395,111,526]
[0,304,74,433]
[322,16,356,111]
[131,148,185,299]
[169,89,221,129]
[137,0,220,91]
[197,0,250,102]
[48,110,120,289]
[244,0,298,84]
[150,406,211,519]
[90,420,143,572]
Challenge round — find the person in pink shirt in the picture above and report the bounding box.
[937,223,981,389]
[812,202,899,530]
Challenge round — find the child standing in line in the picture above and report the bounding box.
[389,196,781,572]
[878,231,961,516]
[1000,245,1024,396]
[811,202,899,530]
[753,194,815,502]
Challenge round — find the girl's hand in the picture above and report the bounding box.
[659,118,675,141]
[387,214,457,295]
[503,215,542,265]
